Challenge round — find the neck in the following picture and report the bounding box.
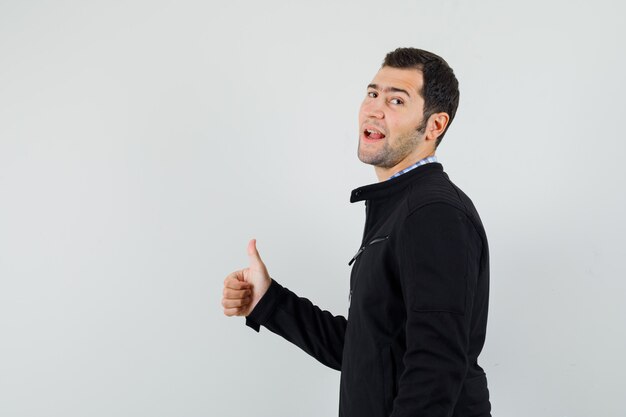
[374,150,436,182]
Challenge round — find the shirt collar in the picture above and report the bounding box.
[388,155,438,180]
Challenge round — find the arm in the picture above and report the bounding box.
[391,203,482,416]
[222,239,346,371]
[246,279,347,371]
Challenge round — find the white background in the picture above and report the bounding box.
[1,1,625,416]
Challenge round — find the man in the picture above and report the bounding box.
[222,47,492,417]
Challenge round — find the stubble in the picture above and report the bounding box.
[358,121,426,169]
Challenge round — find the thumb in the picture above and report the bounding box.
[247,238,266,270]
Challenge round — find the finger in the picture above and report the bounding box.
[223,307,245,317]
[224,270,245,284]
[223,287,252,299]
[225,279,250,291]
[222,297,251,309]
[224,273,251,289]
[247,238,265,269]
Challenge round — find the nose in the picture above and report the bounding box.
[361,98,384,119]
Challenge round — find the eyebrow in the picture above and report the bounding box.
[367,83,411,98]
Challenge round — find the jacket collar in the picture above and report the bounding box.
[350,162,443,203]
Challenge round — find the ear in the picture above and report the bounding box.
[425,112,450,143]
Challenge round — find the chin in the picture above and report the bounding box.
[357,152,380,166]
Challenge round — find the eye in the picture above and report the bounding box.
[390,98,404,105]
[367,91,377,98]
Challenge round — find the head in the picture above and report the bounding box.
[358,48,460,177]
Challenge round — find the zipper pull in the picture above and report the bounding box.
[348,235,390,266]
[348,246,365,266]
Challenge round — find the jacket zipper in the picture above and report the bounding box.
[348,235,390,301]
[348,235,390,266]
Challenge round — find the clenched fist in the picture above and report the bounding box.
[222,239,272,317]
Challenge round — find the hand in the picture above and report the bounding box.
[222,239,272,317]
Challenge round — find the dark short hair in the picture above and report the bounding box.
[382,48,460,147]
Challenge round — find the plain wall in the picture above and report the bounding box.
[1,0,625,416]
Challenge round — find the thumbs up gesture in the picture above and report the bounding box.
[222,239,272,317]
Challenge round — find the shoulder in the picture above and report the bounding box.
[398,170,486,246]
[399,202,473,241]
[404,170,469,216]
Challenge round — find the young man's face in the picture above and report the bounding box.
[358,66,430,174]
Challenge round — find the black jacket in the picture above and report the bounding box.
[246,163,491,417]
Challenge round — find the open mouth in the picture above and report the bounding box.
[363,128,386,140]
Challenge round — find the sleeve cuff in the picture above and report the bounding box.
[245,278,285,332]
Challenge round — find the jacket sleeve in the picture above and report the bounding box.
[245,279,347,371]
[391,203,481,416]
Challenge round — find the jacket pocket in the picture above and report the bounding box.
[348,235,390,303]
[348,235,389,266]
